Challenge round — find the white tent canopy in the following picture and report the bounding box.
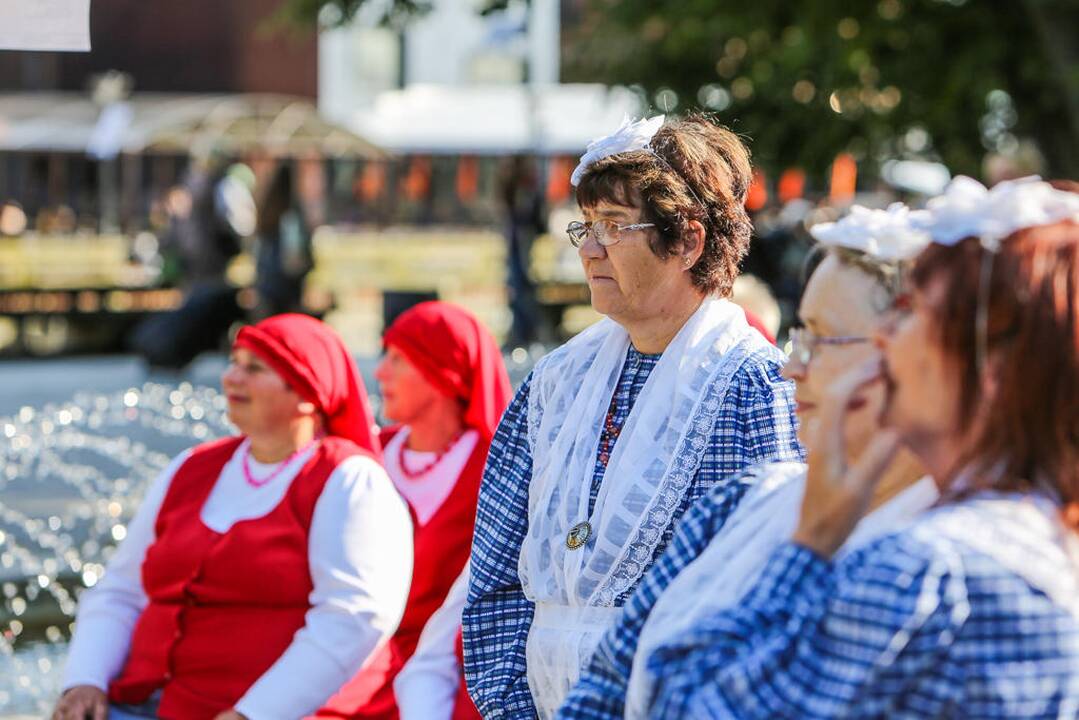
[0,93,382,158]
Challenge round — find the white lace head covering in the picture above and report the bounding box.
[907,176,1079,376]
[570,115,666,187]
[913,175,1079,251]
[809,202,931,261]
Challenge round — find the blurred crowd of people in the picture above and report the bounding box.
[128,156,316,368]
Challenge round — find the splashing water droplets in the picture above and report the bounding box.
[0,381,233,713]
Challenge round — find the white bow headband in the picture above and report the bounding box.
[912,175,1079,375]
[571,115,666,187]
[570,114,706,210]
[809,202,930,262]
[914,175,1079,251]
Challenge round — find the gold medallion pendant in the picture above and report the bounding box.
[566,521,592,550]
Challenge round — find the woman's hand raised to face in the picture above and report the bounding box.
[792,358,902,559]
[52,685,107,720]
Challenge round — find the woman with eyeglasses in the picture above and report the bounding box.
[462,115,802,718]
[558,203,938,719]
[647,177,1079,718]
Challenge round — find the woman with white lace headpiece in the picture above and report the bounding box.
[646,177,1079,718]
[558,201,937,719]
[462,115,803,718]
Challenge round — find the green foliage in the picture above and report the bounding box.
[564,0,1079,181]
[274,0,512,28]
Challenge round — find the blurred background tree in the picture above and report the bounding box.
[561,0,1079,182]
[280,0,1079,182]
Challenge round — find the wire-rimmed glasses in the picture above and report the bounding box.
[788,327,871,365]
[566,219,656,248]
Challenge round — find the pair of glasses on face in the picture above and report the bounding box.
[566,220,656,248]
[788,327,871,365]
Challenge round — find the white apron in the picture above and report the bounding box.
[626,468,939,718]
[518,298,769,717]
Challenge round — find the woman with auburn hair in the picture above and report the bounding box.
[314,301,510,719]
[55,314,413,720]
[647,177,1079,718]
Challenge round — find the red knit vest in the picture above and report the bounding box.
[312,427,487,719]
[109,435,372,719]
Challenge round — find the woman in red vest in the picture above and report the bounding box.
[54,314,414,720]
[314,301,510,719]
[393,563,481,720]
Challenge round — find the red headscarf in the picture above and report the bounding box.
[233,313,382,460]
[382,301,511,442]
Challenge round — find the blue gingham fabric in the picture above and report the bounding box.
[647,533,1079,719]
[463,343,802,718]
[556,464,771,719]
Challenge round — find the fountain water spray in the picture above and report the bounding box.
[0,383,232,715]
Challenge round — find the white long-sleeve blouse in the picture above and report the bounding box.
[62,439,414,720]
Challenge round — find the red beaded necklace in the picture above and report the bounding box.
[596,394,623,469]
[242,434,323,488]
[397,429,464,480]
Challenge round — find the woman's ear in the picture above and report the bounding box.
[682,220,706,267]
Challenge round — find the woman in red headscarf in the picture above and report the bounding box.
[314,301,510,719]
[55,314,413,720]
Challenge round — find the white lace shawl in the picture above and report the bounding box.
[518,297,762,608]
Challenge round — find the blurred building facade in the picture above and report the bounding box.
[319,0,635,157]
[320,0,557,120]
[0,0,317,96]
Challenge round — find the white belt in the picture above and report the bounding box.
[531,601,621,630]
[527,602,624,719]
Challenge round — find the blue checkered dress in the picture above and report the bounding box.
[463,343,802,718]
[556,463,797,719]
[647,525,1079,718]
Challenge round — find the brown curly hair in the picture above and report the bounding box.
[574,115,753,297]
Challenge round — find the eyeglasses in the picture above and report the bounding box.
[566,219,656,248]
[788,327,871,365]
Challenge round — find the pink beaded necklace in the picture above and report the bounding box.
[396,429,464,480]
[242,434,324,488]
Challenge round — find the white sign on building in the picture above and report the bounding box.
[319,0,639,155]
[0,0,91,52]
